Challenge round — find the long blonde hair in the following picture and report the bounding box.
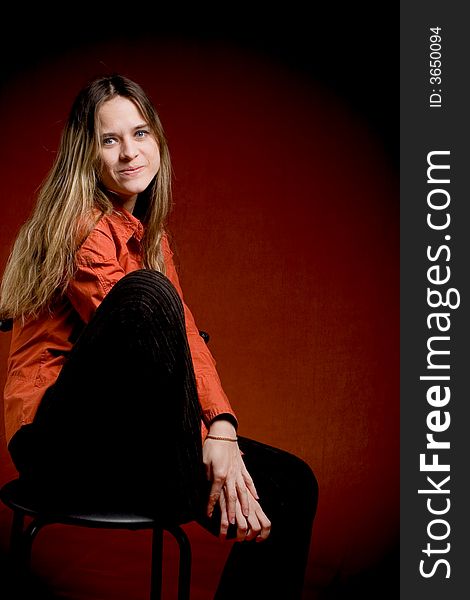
[0,75,172,320]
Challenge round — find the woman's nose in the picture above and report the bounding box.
[120,138,138,160]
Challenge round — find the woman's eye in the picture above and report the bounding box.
[102,137,116,146]
[135,130,149,138]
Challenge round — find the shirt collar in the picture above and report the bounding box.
[111,206,144,242]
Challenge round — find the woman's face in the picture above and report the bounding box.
[97,96,160,212]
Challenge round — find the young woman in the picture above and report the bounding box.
[0,74,317,598]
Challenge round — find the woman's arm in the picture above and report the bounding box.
[162,235,269,535]
[161,234,239,430]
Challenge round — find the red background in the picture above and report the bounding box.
[0,14,398,599]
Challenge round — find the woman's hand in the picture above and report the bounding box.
[219,488,272,543]
[203,419,259,528]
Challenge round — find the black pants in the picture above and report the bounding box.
[9,270,318,599]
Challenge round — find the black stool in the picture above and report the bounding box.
[0,478,192,599]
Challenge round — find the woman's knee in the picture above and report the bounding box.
[119,269,180,300]
[273,453,319,525]
[293,455,319,501]
[239,437,319,505]
[104,269,184,319]
[278,450,319,500]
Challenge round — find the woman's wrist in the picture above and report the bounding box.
[208,417,237,437]
[209,412,238,430]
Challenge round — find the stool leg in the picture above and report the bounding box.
[23,518,47,570]
[167,526,191,600]
[8,510,26,586]
[9,510,25,561]
[150,526,164,600]
[8,514,47,596]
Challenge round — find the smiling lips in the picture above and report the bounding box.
[119,165,144,176]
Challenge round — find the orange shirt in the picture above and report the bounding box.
[3,208,237,446]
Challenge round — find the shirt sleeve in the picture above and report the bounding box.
[66,227,126,324]
[161,234,239,430]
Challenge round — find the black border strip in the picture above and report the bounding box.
[401,3,470,597]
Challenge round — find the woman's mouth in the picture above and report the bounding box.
[119,166,144,176]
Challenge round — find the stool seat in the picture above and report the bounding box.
[0,478,158,529]
[0,478,193,599]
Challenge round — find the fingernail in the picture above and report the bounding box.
[230,518,236,525]
[243,511,249,518]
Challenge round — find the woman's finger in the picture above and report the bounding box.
[206,474,225,518]
[236,472,250,518]
[224,475,238,526]
[245,510,261,542]
[241,461,259,500]
[218,493,230,539]
[234,499,249,542]
[255,507,272,542]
